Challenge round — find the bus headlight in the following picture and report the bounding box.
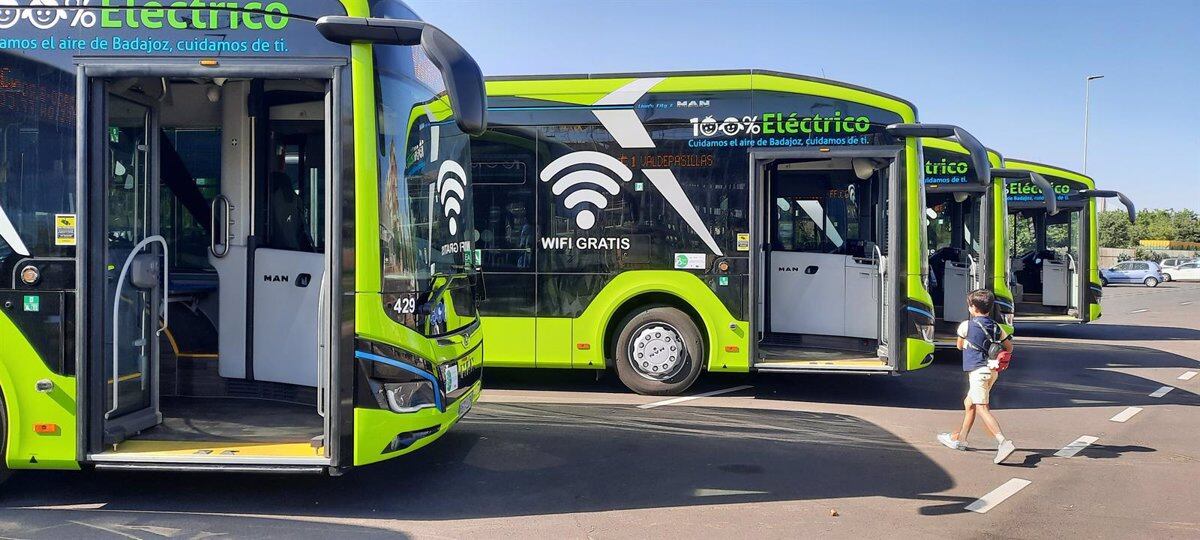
[916,323,936,342]
[356,338,444,413]
[381,381,438,413]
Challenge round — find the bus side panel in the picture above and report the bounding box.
[993,178,1016,336]
[0,313,79,470]
[570,270,750,373]
[1087,198,1102,322]
[479,317,538,368]
[905,139,936,372]
[537,318,574,368]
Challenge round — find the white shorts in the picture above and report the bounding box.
[967,366,998,405]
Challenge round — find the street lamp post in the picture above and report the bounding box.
[1084,74,1104,210]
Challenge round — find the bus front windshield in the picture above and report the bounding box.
[376,45,475,294]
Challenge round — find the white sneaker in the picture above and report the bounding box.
[994,439,1016,464]
[938,433,967,451]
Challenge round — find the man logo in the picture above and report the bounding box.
[437,159,467,236]
[539,151,633,230]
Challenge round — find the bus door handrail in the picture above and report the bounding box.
[1078,189,1136,224]
[993,168,1057,216]
[210,194,232,258]
[316,273,329,419]
[873,243,887,347]
[108,235,169,419]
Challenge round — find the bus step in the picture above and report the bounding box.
[754,358,891,372]
[93,462,326,475]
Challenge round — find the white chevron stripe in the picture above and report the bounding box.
[643,169,723,256]
[594,77,666,106]
[594,109,655,148]
[0,203,30,256]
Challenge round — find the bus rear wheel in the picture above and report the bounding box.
[614,306,704,396]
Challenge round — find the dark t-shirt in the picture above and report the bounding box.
[957,316,1008,372]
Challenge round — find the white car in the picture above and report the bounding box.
[1168,261,1200,281]
[1161,258,1199,282]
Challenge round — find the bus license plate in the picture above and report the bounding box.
[444,365,459,394]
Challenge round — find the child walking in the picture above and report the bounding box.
[938,289,1016,464]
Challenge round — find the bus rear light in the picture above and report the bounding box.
[724,345,739,353]
[199,59,219,67]
[33,423,58,434]
[576,343,591,350]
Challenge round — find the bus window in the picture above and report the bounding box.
[0,61,76,273]
[161,128,221,271]
[469,132,537,317]
[471,135,535,272]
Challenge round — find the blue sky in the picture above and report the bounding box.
[408,0,1200,212]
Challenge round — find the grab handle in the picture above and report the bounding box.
[210,194,232,258]
[108,235,168,419]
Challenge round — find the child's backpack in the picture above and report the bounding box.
[971,319,1012,372]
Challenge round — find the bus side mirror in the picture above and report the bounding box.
[886,123,991,187]
[1079,189,1136,224]
[993,169,1058,216]
[315,16,488,136]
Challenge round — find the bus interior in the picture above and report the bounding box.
[755,156,891,371]
[91,75,332,463]
[1008,207,1081,319]
[926,188,986,335]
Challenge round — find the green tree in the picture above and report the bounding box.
[1133,209,1176,241]
[1098,210,1133,247]
[1171,209,1200,243]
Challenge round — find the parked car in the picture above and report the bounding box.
[1100,260,1164,287]
[1168,261,1200,282]
[1159,257,1199,282]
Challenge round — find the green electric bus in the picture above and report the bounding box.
[0,1,487,479]
[1005,160,1135,323]
[921,140,1055,344]
[469,70,993,395]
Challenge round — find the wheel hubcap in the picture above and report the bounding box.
[628,322,687,381]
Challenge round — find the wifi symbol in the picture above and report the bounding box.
[437,160,467,236]
[539,151,634,230]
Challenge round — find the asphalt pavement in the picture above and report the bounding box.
[1,282,1198,539]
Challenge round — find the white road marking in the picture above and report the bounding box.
[1130,309,1149,314]
[1181,301,1193,306]
[1179,371,1198,381]
[1110,407,1143,422]
[692,488,769,497]
[13,503,107,510]
[1149,386,1174,398]
[965,478,1032,514]
[1054,435,1099,458]
[638,385,754,409]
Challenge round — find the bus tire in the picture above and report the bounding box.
[613,306,704,396]
[0,390,11,485]
[1144,277,1160,288]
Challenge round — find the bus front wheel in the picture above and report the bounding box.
[614,306,704,396]
[0,391,11,485]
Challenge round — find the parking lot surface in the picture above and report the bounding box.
[2,283,1198,539]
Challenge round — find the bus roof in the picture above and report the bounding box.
[1003,159,1096,189]
[485,69,918,122]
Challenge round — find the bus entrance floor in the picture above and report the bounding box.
[141,396,323,443]
[2,283,1200,538]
